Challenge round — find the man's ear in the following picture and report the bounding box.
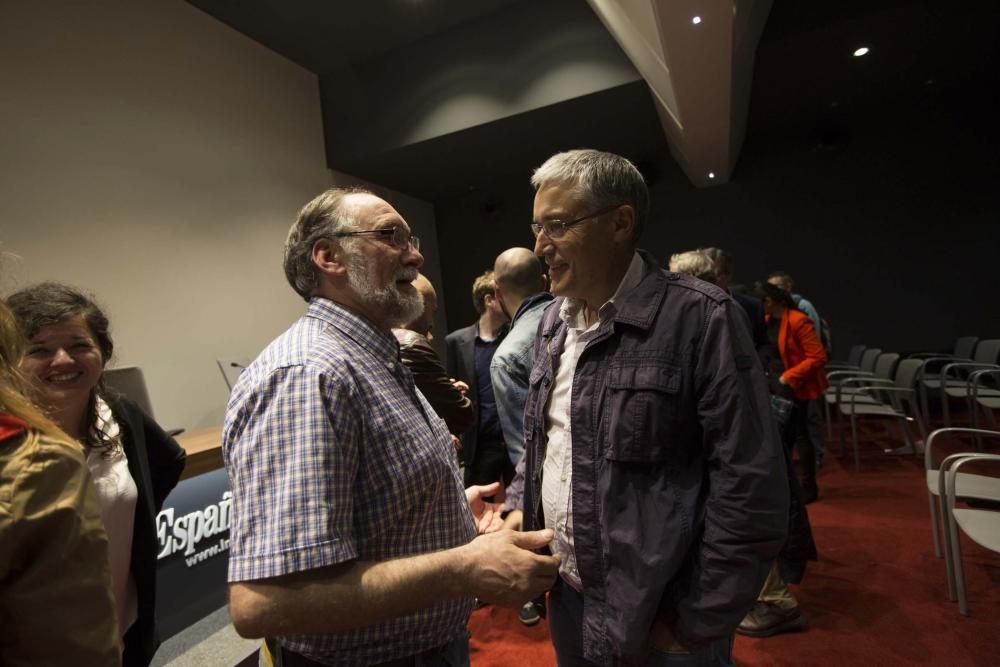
[611,204,636,243]
[312,238,348,280]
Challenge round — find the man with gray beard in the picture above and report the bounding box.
[222,187,559,667]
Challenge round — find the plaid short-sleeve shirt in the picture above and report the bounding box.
[223,298,476,665]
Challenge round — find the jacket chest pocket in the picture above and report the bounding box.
[523,365,551,448]
[603,361,681,462]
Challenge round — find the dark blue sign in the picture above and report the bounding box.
[155,468,232,639]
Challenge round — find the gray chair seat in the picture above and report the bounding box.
[953,508,1000,553]
[926,470,1000,502]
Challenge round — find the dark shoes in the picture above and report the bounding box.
[736,602,807,637]
[518,600,545,626]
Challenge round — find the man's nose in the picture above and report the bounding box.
[404,245,424,269]
[533,231,553,256]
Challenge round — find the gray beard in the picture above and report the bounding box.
[345,254,422,329]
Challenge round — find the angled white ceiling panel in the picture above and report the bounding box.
[588,0,772,187]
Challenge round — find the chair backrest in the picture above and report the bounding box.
[972,339,1000,365]
[954,336,979,360]
[859,348,882,373]
[217,359,246,392]
[846,344,866,367]
[104,366,155,417]
[874,352,900,380]
[894,358,924,388]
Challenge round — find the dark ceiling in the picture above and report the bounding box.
[186,0,528,72]
[186,0,1000,201]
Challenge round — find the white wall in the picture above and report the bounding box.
[0,0,334,429]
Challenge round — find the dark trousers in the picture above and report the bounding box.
[265,632,468,667]
[548,579,735,667]
[464,437,515,488]
[787,398,817,499]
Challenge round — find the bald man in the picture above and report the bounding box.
[490,248,552,467]
[394,274,474,436]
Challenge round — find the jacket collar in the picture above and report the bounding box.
[511,291,553,326]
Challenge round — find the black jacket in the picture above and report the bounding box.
[393,328,474,436]
[107,395,186,666]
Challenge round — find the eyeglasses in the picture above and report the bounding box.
[530,204,622,240]
[332,225,420,251]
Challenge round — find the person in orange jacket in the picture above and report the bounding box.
[759,281,828,502]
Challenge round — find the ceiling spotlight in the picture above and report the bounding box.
[692,16,702,25]
[853,47,870,57]
[708,172,716,179]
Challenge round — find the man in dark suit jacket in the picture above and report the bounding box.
[701,247,770,367]
[445,270,510,488]
[393,274,473,437]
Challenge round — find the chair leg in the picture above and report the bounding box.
[928,490,942,558]
[949,514,970,615]
[898,419,913,449]
[838,408,846,457]
[851,412,861,472]
[941,385,952,428]
[972,400,982,451]
[943,496,958,601]
[920,381,931,429]
[824,399,833,441]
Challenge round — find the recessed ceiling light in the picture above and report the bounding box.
[692,16,702,25]
[853,47,870,57]
[708,172,716,179]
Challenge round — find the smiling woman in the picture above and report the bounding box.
[6,282,186,667]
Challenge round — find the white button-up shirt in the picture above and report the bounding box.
[541,252,646,590]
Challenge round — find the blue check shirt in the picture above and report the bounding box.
[223,298,476,665]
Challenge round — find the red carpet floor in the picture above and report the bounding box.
[469,428,999,666]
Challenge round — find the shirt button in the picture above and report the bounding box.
[560,475,567,481]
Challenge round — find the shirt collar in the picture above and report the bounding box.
[307,297,400,363]
[558,251,647,330]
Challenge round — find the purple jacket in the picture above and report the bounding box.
[508,252,788,664]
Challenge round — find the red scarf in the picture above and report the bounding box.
[0,413,29,441]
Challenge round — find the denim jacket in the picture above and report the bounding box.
[509,251,788,665]
[489,292,553,465]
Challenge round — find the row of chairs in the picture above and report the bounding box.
[823,338,1000,470]
[924,427,1000,616]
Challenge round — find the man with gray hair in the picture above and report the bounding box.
[505,150,787,666]
[222,187,559,666]
[668,250,717,283]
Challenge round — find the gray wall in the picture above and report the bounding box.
[0,0,438,430]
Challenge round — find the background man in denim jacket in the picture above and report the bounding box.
[490,247,552,469]
[505,150,788,666]
[490,246,553,628]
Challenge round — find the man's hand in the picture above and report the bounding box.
[466,482,504,534]
[459,529,560,607]
[451,435,462,452]
[502,509,523,531]
[451,378,470,395]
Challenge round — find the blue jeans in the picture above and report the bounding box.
[549,578,736,667]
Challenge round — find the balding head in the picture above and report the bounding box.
[493,247,547,317]
[401,273,438,337]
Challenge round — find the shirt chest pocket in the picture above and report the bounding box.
[603,361,681,462]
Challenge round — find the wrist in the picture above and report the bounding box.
[446,542,476,598]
